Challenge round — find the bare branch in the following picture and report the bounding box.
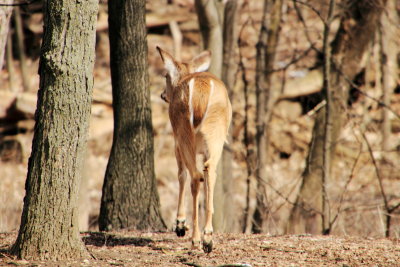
[292,0,326,25]
[328,142,362,231]
[292,0,322,54]
[255,173,323,216]
[362,131,391,237]
[269,44,315,73]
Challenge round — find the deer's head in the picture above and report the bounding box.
[157,46,211,103]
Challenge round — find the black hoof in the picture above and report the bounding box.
[202,240,213,253]
[175,226,186,237]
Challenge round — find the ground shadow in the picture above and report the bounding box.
[82,232,154,247]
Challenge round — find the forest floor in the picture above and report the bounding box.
[0,231,399,266]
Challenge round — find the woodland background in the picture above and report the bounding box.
[0,0,400,240]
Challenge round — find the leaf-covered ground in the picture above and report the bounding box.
[1,231,399,266]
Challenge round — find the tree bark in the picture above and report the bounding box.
[321,0,336,235]
[287,0,386,234]
[252,0,283,233]
[99,0,166,232]
[0,0,13,70]
[220,0,238,232]
[11,0,98,260]
[380,0,399,154]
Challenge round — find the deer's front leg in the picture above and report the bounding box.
[175,146,188,237]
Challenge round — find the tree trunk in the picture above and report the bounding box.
[14,7,30,91]
[287,0,386,234]
[195,0,223,78]
[252,0,283,233]
[380,0,399,154]
[321,0,336,235]
[194,0,225,232]
[0,0,13,70]
[6,31,15,92]
[11,0,98,260]
[220,0,238,232]
[99,0,166,232]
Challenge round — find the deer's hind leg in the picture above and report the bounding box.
[175,146,188,237]
[201,129,226,253]
[176,131,204,249]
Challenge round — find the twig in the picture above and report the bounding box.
[292,0,322,54]
[292,0,326,25]
[306,100,326,117]
[269,44,315,73]
[261,245,305,254]
[183,262,202,267]
[254,172,323,216]
[361,132,389,211]
[361,131,391,237]
[271,175,302,214]
[327,141,362,231]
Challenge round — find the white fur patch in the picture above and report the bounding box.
[194,62,210,73]
[165,59,178,85]
[188,78,195,127]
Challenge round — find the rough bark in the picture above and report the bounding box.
[287,0,386,234]
[11,0,98,260]
[99,0,166,232]
[252,0,283,233]
[0,0,13,70]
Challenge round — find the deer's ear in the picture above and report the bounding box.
[157,46,179,81]
[190,50,211,73]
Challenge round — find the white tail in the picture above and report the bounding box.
[157,47,232,253]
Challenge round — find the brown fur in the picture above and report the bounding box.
[157,47,232,252]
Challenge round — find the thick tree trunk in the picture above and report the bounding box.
[99,0,166,232]
[287,0,386,234]
[11,0,98,260]
[0,0,13,70]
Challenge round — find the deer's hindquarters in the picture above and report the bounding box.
[158,46,231,253]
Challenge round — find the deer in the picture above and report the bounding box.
[157,47,232,253]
